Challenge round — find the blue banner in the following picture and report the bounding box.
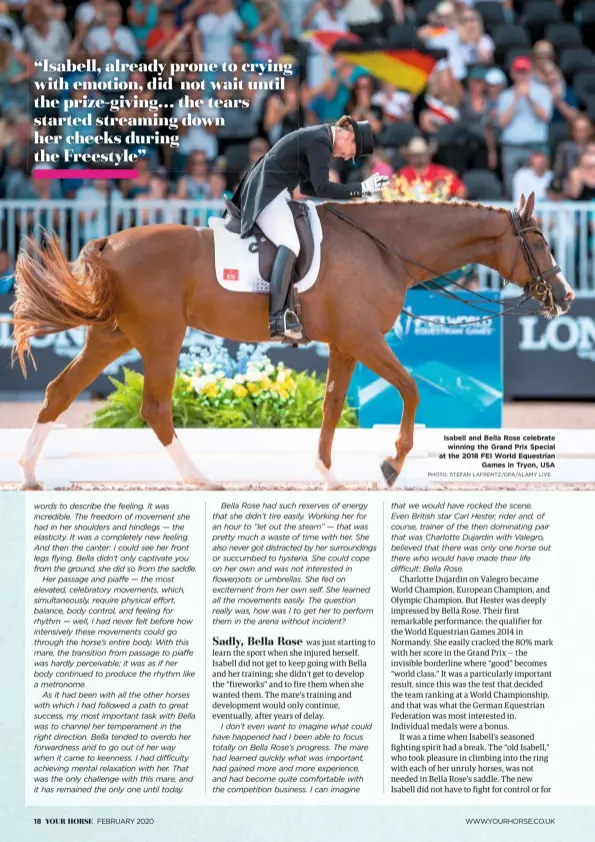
[355,290,502,428]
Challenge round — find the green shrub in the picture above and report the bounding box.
[91,349,357,429]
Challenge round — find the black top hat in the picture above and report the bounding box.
[345,117,375,161]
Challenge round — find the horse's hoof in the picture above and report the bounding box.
[315,458,344,490]
[19,481,44,491]
[379,459,399,489]
[184,480,225,491]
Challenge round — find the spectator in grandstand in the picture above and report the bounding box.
[262,76,306,143]
[176,149,211,198]
[0,249,14,293]
[5,163,61,234]
[180,0,208,26]
[392,136,466,199]
[23,0,71,80]
[246,0,285,63]
[85,1,139,85]
[302,55,366,124]
[346,74,383,135]
[208,168,229,199]
[121,156,152,198]
[371,82,413,123]
[203,168,231,220]
[197,0,244,66]
[145,2,179,57]
[367,148,393,178]
[75,178,122,243]
[277,0,310,40]
[531,40,579,122]
[248,136,270,166]
[554,115,594,181]
[174,90,220,169]
[303,0,349,33]
[484,66,506,169]
[459,65,490,133]
[0,35,34,114]
[277,0,313,41]
[128,0,160,52]
[485,66,506,113]
[565,144,595,201]
[512,149,553,202]
[304,1,350,87]
[497,55,553,196]
[0,116,33,196]
[0,1,25,49]
[74,0,105,32]
[57,85,97,158]
[456,8,494,68]
[227,137,269,189]
[418,2,466,80]
[419,64,463,135]
[343,0,383,39]
[136,167,170,223]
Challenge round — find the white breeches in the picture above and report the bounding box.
[255,190,301,256]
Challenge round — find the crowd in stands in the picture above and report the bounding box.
[0,0,595,229]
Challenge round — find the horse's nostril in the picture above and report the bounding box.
[565,290,575,301]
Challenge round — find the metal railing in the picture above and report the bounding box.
[1,199,594,292]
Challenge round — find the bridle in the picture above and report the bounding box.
[325,203,563,322]
[508,208,561,314]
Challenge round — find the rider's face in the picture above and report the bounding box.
[334,129,356,160]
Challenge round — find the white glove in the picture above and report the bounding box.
[362,174,389,196]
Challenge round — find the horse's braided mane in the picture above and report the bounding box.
[334,198,511,215]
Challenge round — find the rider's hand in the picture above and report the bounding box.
[362,174,389,196]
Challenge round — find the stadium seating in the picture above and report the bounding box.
[492,23,532,67]
[544,21,583,53]
[474,2,507,35]
[463,170,504,200]
[579,1,595,47]
[558,48,595,83]
[414,0,441,25]
[521,2,563,44]
[378,123,420,150]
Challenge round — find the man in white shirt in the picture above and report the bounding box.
[512,150,553,202]
[197,0,243,66]
[86,1,139,81]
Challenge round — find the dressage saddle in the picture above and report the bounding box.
[223,197,316,284]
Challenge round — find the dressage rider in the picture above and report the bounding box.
[231,116,389,341]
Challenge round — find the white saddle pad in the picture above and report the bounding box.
[207,201,323,294]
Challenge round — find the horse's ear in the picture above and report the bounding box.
[523,192,536,220]
[517,194,526,214]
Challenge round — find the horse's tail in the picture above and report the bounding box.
[11,233,117,376]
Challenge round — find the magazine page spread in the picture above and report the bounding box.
[1,2,594,841]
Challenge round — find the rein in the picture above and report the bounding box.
[325,204,558,325]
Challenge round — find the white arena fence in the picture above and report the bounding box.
[0,427,593,488]
[1,199,595,293]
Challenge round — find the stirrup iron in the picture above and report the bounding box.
[283,309,303,340]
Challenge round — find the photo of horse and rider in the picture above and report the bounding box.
[1,0,594,490]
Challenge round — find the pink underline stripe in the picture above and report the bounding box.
[33,169,138,180]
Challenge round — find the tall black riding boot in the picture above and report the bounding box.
[269,245,303,340]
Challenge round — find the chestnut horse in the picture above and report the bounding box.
[12,192,574,490]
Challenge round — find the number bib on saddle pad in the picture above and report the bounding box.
[207,200,324,294]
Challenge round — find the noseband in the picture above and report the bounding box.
[508,209,561,311]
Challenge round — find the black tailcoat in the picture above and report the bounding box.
[231,125,364,238]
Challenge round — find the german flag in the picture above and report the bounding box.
[331,40,441,95]
[301,29,361,52]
